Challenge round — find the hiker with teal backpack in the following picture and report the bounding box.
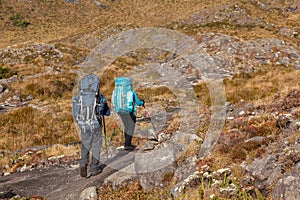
[111,77,144,151]
[72,73,110,177]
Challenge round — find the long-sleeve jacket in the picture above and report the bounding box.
[132,90,143,116]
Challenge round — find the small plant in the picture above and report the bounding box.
[193,81,211,106]
[255,188,264,200]
[162,172,174,186]
[205,20,231,28]
[9,13,30,27]
[230,145,247,162]
[201,176,205,190]
[0,66,17,79]
[198,138,202,153]
[222,173,229,187]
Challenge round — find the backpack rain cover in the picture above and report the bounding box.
[112,77,134,114]
[72,73,101,133]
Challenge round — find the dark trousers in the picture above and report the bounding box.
[119,112,136,146]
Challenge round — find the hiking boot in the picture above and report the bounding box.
[91,166,103,176]
[80,165,87,177]
[124,144,136,151]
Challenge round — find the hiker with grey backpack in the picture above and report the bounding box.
[72,73,110,177]
[111,77,144,151]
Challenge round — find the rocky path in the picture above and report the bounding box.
[0,149,135,200]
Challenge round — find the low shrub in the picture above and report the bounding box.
[9,13,30,27]
[0,105,79,152]
[0,66,17,79]
[16,73,76,100]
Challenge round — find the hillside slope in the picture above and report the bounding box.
[0,0,299,199]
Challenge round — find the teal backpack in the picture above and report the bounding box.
[112,77,134,114]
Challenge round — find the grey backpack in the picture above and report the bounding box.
[72,73,101,133]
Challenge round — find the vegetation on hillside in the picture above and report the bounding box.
[0,0,299,199]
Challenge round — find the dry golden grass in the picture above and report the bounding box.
[0,0,100,48]
[44,144,80,158]
[291,107,300,118]
[287,131,300,144]
[0,0,299,198]
[193,80,212,106]
[98,180,172,200]
[0,100,79,151]
[9,72,76,100]
[193,65,300,108]
[0,156,10,169]
[224,65,300,104]
[176,186,206,200]
[12,64,46,77]
[176,140,198,165]
[0,0,205,48]
[163,113,181,134]
[1,0,298,49]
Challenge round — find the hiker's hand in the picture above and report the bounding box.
[141,100,145,107]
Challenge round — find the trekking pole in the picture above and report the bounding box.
[143,105,156,132]
[102,116,109,159]
[108,118,118,145]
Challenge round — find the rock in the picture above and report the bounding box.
[104,163,137,190]
[243,155,283,193]
[69,164,79,169]
[47,156,61,165]
[170,171,202,199]
[12,195,22,199]
[12,95,20,101]
[225,102,234,112]
[219,183,239,198]
[172,156,198,184]
[26,95,34,100]
[0,43,85,67]
[140,140,157,151]
[79,186,98,200]
[0,84,4,93]
[211,180,222,188]
[93,1,107,9]
[203,171,213,180]
[170,132,200,154]
[64,0,79,3]
[277,28,299,38]
[147,128,158,141]
[244,103,255,113]
[272,163,300,200]
[213,168,231,180]
[239,110,246,116]
[241,173,254,188]
[4,172,10,176]
[19,164,29,173]
[276,115,291,129]
[194,32,300,72]
[135,143,177,191]
[200,164,210,173]
[291,121,300,131]
[244,136,266,143]
[158,132,171,143]
[0,75,18,84]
